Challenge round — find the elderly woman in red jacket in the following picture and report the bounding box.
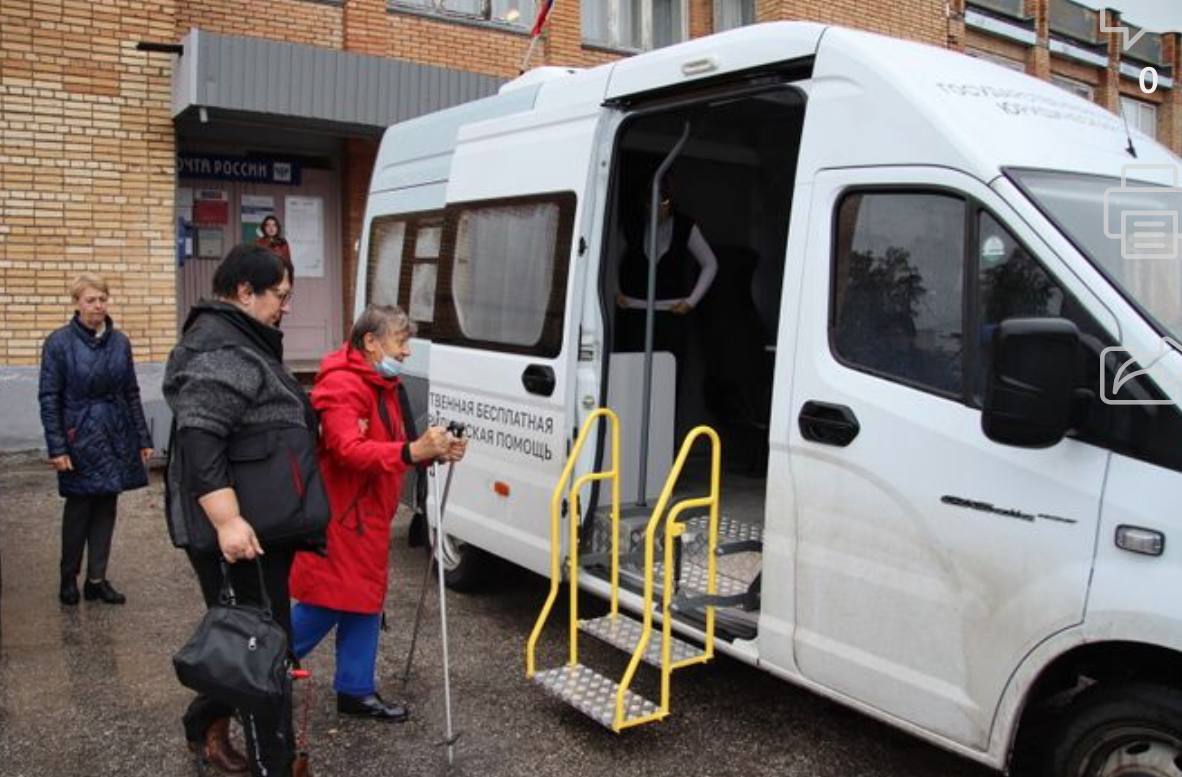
[289,304,464,721]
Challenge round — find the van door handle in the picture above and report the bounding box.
[522,364,556,397]
[799,401,860,447]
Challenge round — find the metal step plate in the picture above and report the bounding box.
[652,559,750,598]
[579,613,702,667]
[682,513,763,547]
[532,663,660,730]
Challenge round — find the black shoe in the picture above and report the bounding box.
[83,579,126,604]
[337,693,409,722]
[59,576,80,606]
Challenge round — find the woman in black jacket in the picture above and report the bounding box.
[38,273,153,606]
[165,243,327,777]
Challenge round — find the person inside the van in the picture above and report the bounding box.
[288,304,465,722]
[615,176,719,357]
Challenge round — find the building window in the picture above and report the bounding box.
[434,193,575,356]
[390,0,537,28]
[713,0,753,32]
[1052,74,1094,102]
[831,191,967,398]
[1048,0,1099,45]
[583,0,687,51]
[1121,96,1158,140]
[967,0,1025,20]
[965,48,1026,72]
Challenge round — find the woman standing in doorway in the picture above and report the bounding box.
[256,215,292,266]
[38,273,153,606]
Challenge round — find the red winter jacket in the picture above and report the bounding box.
[289,343,412,614]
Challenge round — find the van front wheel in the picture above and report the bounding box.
[1049,682,1182,777]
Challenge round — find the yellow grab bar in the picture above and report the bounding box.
[526,408,620,677]
[614,425,721,730]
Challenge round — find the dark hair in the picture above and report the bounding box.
[211,243,286,299]
[349,304,416,350]
[261,215,282,235]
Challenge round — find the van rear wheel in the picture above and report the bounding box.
[428,524,490,592]
[1049,682,1182,777]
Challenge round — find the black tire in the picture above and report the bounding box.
[1048,681,1182,777]
[427,525,491,592]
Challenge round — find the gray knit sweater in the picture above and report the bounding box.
[163,301,307,438]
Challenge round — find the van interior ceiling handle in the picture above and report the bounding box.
[521,364,556,397]
[798,401,860,447]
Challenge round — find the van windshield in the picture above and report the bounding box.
[1008,168,1182,343]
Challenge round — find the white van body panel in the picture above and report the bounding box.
[603,21,825,99]
[800,27,1180,186]
[431,103,605,575]
[355,21,1182,770]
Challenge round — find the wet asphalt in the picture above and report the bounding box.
[0,454,995,777]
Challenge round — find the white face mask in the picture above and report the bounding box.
[374,348,402,379]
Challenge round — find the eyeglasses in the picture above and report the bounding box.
[268,287,294,305]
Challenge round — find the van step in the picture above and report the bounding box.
[579,613,702,667]
[652,558,750,598]
[681,514,763,551]
[531,663,662,730]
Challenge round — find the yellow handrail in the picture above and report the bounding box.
[613,425,721,731]
[525,408,620,677]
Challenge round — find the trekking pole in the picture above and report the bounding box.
[399,458,457,687]
[429,455,459,766]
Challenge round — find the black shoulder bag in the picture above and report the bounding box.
[172,559,291,712]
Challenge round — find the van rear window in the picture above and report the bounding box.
[432,192,576,357]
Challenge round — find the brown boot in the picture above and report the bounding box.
[188,717,249,774]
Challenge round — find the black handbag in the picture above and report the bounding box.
[172,560,291,712]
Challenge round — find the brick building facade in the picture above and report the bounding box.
[0,0,1179,449]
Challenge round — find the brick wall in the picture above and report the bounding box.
[341,136,377,331]
[1,0,178,365]
[5,0,1182,371]
[761,0,950,47]
[177,0,344,47]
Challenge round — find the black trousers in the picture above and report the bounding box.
[61,494,117,581]
[183,547,296,777]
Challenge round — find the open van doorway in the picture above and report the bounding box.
[588,85,805,639]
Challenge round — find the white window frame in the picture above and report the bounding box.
[965,47,1026,72]
[583,0,689,51]
[390,0,537,29]
[1121,95,1159,140]
[1051,74,1095,102]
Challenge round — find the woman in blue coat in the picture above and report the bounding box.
[39,274,153,605]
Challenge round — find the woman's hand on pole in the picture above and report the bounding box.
[410,426,451,463]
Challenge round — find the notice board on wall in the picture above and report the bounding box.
[285,195,324,278]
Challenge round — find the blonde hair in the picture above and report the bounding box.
[70,273,109,301]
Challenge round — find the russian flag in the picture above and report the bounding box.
[530,0,554,37]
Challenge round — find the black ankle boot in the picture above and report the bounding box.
[60,576,79,606]
[83,579,126,604]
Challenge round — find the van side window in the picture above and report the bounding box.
[434,193,575,357]
[403,220,443,333]
[831,191,966,397]
[366,216,407,308]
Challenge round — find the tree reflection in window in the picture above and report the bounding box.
[833,192,965,396]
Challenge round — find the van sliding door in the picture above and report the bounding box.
[426,105,602,575]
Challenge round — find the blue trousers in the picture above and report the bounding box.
[291,602,381,697]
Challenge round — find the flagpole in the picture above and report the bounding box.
[520,35,542,73]
[520,0,556,73]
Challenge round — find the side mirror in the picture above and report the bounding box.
[982,317,1080,448]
